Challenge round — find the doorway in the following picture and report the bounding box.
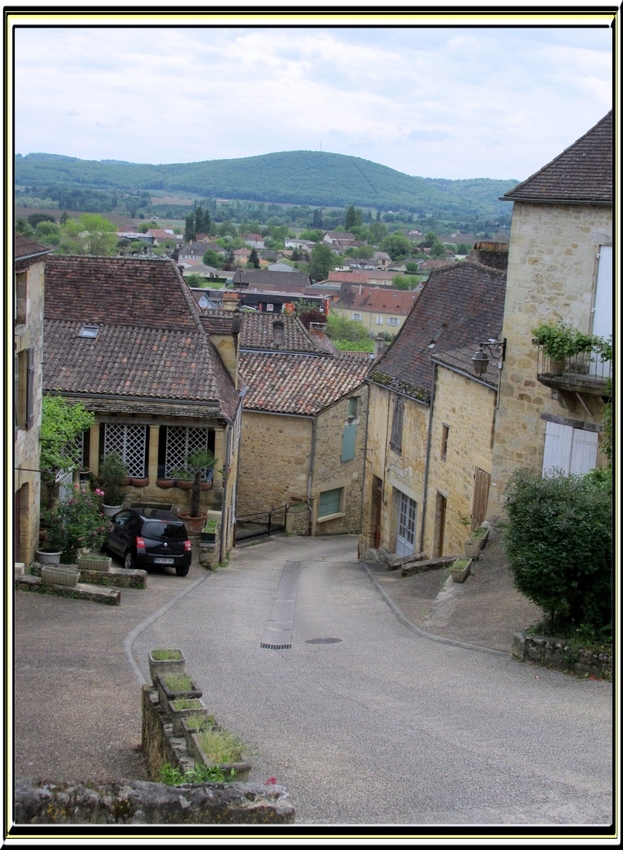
[471,468,491,531]
[395,491,417,558]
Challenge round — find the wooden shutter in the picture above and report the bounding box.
[542,421,573,476]
[26,348,35,430]
[471,468,491,531]
[570,429,598,475]
[341,423,357,462]
[390,396,403,454]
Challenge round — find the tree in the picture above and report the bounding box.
[184,213,196,243]
[249,248,260,268]
[34,220,61,246]
[503,469,612,636]
[202,249,224,269]
[308,242,335,282]
[392,275,416,290]
[16,218,34,237]
[59,214,118,256]
[380,232,411,261]
[326,313,369,343]
[369,222,387,244]
[430,242,448,259]
[312,208,323,228]
[195,207,204,234]
[28,213,55,229]
[345,205,357,230]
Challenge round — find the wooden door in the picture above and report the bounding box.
[471,468,490,531]
[433,492,447,557]
[373,477,383,549]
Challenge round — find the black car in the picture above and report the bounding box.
[104,508,192,576]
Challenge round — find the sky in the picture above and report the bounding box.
[12,14,614,182]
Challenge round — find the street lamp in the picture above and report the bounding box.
[471,339,506,376]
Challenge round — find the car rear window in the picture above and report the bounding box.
[142,521,187,540]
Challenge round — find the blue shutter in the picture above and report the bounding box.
[319,488,342,517]
[341,423,357,462]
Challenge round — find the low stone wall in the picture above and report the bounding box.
[29,563,147,589]
[512,632,612,679]
[14,778,295,824]
[142,685,193,778]
[15,575,120,605]
[401,555,457,578]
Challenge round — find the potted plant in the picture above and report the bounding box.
[190,726,252,782]
[176,449,218,536]
[181,713,219,758]
[201,519,219,543]
[155,672,203,710]
[463,538,481,560]
[532,319,600,374]
[36,517,64,564]
[470,525,489,551]
[40,564,81,587]
[45,485,113,565]
[76,551,112,572]
[167,697,210,736]
[450,557,472,583]
[96,452,128,515]
[170,468,194,490]
[148,648,186,685]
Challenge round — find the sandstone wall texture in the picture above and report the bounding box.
[488,202,611,517]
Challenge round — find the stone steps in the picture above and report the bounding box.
[15,574,121,605]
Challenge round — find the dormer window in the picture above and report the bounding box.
[79,324,100,339]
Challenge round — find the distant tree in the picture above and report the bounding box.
[203,249,224,268]
[299,229,323,242]
[369,222,387,244]
[355,245,373,259]
[326,313,369,343]
[430,242,448,258]
[249,248,260,268]
[291,248,300,261]
[380,232,411,261]
[59,214,118,255]
[195,207,204,234]
[60,210,69,225]
[391,275,416,290]
[16,218,34,237]
[312,208,323,228]
[184,213,196,242]
[457,243,472,254]
[405,261,420,273]
[308,242,335,282]
[28,213,55,229]
[375,210,381,222]
[345,205,357,230]
[34,220,61,246]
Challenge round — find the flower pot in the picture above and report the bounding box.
[450,557,472,583]
[176,479,193,490]
[157,479,175,489]
[471,526,489,550]
[463,538,481,560]
[122,477,132,486]
[79,469,91,483]
[190,731,251,782]
[131,478,149,487]
[102,504,123,517]
[155,673,202,712]
[200,481,214,491]
[549,358,565,376]
[36,549,62,565]
[181,716,219,758]
[41,565,81,587]
[167,697,209,736]
[148,649,186,686]
[77,554,111,572]
[178,511,209,537]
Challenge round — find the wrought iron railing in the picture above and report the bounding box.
[234,505,288,544]
[536,345,612,392]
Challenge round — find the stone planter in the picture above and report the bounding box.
[549,358,565,376]
[470,526,489,551]
[157,479,175,489]
[181,716,219,757]
[178,511,209,537]
[190,731,251,782]
[155,674,202,715]
[450,557,472,583]
[463,538,481,560]
[148,649,186,686]
[36,549,62,565]
[77,554,112,572]
[102,504,123,517]
[164,697,209,736]
[41,565,81,587]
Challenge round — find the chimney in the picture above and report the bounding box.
[308,322,326,340]
[272,319,284,348]
[209,307,241,389]
[374,334,387,360]
[222,291,240,312]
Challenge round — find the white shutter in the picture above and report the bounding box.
[542,421,573,476]
[570,429,598,475]
[593,246,612,338]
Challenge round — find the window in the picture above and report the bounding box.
[389,396,403,454]
[103,424,148,477]
[348,397,358,418]
[440,424,449,461]
[387,317,399,326]
[396,491,417,557]
[14,348,34,432]
[318,488,343,518]
[164,426,212,479]
[15,271,27,324]
[375,316,383,325]
[79,324,100,339]
[352,313,362,322]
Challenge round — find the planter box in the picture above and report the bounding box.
[450,558,472,583]
[463,538,481,560]
[181,716,219,758]
[36,549,61,565]
[155,674,202,714]
[167,697,209,736]
[470,526,490,551]
[148,649,186,686]
[41,565,81,587]
[175,480,193,490]
[190,731,251,782]
[77,554,112,572]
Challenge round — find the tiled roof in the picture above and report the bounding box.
[328,271,371,284]
[335,285,420,316]
[240,351,369,416]
[232,269,312,290]
[15,234,50,261]
[45,256,202,333]
[431,344,500,389]
[239,313,326,353]
[503,111,612,205]
[370,260,506,403]
[42,256,239,420]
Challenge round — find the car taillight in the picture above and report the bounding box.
[136,536,146,552]
[184,540,192,552]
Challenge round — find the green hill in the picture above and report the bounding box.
[14,150,518,217]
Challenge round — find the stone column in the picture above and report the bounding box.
[148,425,159,483]
[212,428,225,489]
[88,423,100,475]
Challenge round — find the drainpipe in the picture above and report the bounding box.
[420,363,437,554]
[358,382,371,554]
[307,417,317,536]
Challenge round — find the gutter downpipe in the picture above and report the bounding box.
[419,363,437,554]
[358,380,372,555]
[220,392,244,564]
[307,416,317,536]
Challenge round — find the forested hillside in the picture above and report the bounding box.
[15,150,518,218]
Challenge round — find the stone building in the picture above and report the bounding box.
[43,256,243,560]
[488,111,612,516]
[360,260,507,561]
[14,235,51,567]
[236,314,370,535]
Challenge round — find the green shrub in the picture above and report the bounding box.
[503,469,612,633]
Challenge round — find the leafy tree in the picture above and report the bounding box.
[355,245,373,259]
[59,214,118,255]
[249,248,260,268]
[308,242,335,282]
[369,222,387,244]
[312,208,323,228]
[34,220,61,246]
[218,220,238,239]
[380,232,411,261]
[503,469,612,635]
[16,218,34,237]
[326,313,369,342]
[430,242,448,259]
[40,396,94,476]
[60,210,69,225]
[299,229,323,242]
[202,249,224,268]
[345,205,357,230]
[184,213,196,243]
[392,275,416,290]
[28,213,55,229]
[405,261,420,273]
[457,243,472,254]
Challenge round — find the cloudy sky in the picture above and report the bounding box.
[12,14,613,181]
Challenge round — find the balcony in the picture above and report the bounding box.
[536,346,612,396]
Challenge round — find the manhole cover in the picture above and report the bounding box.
[305,638,342,644]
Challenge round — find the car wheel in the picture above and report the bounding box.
[124,550,134,570]
[176,564,190,577]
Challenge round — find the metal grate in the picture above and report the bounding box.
[165,426,211,479]
[104,424,147,477]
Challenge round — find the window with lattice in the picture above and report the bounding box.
[103,424,147,477]
[165,426,212,479]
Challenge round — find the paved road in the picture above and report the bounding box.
[131,535,612,826]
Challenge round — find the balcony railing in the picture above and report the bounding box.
[536,345,612,395]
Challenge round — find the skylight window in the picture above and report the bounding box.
[79,324,100,339]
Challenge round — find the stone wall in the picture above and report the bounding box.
[237,412,312,516]
[423,367,496,556]
[489,202,611,517]
[310,386,369,536]
[512,632,612,679]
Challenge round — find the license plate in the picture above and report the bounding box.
[154,557,174,565]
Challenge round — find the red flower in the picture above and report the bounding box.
[263,777,277,785]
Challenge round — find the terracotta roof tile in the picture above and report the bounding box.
[335,285,420,315]
[15,234,50,261]
[239,313,326,353]
[503,111,612,205]
[240,352,370,416]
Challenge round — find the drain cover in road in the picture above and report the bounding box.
[305,638,343,644]
[260,560,300,649]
